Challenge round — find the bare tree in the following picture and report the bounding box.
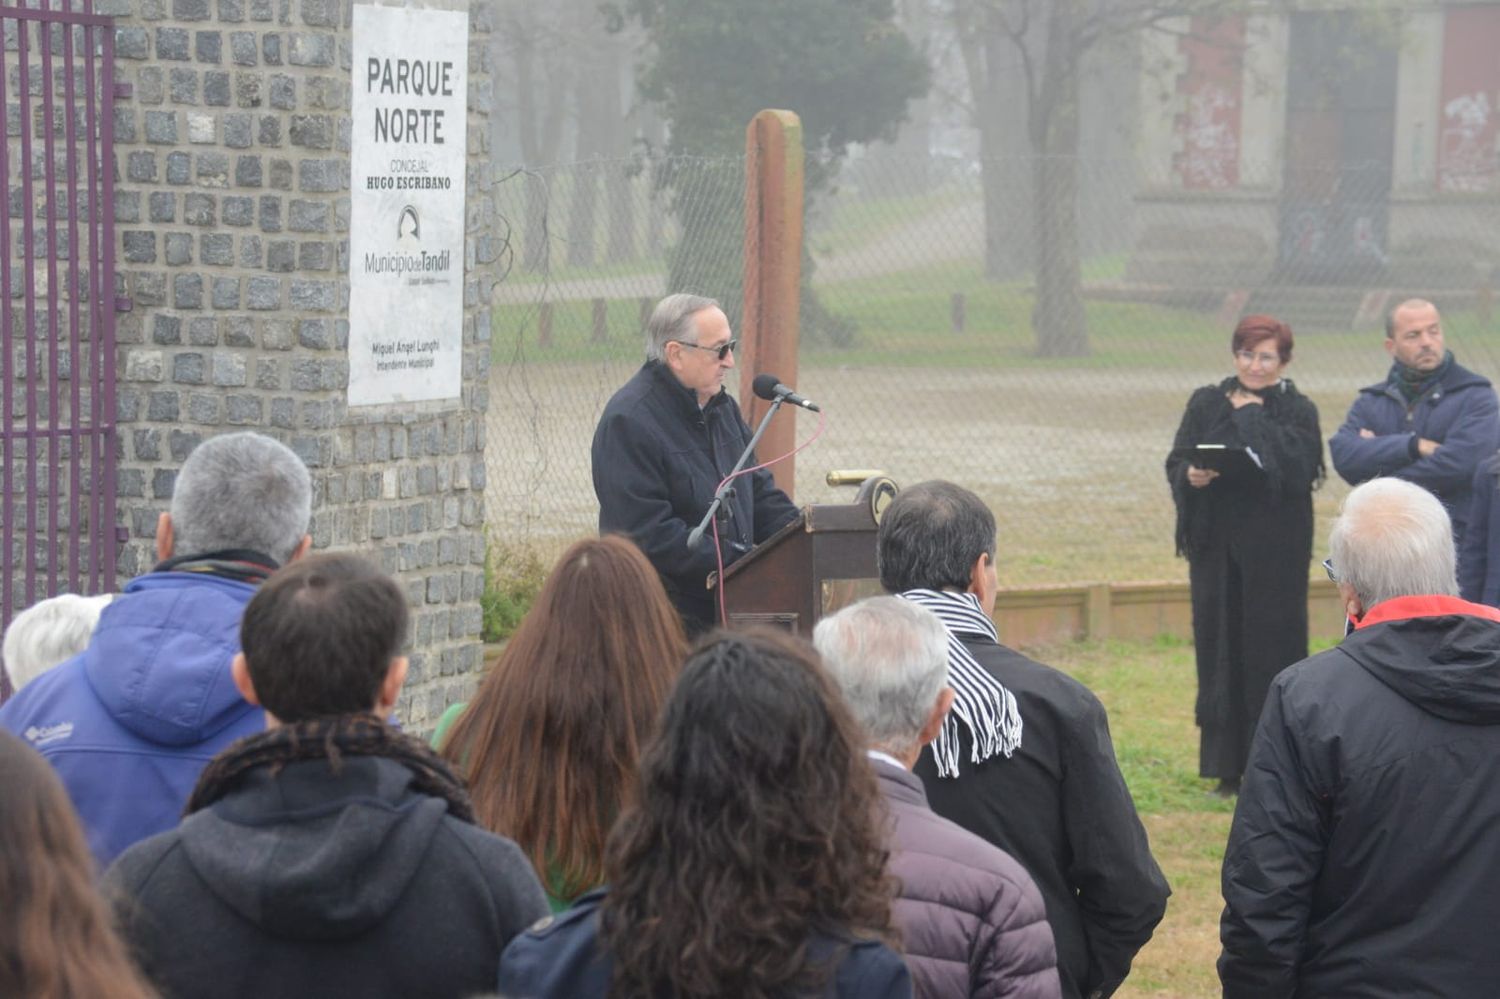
[950,0,1241,356]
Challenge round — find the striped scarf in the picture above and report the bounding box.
[898,588,1022,778]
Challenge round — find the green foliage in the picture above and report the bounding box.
[622,0,928,342]
[480,538,549,643]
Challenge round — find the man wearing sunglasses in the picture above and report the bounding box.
[592,293,798,634]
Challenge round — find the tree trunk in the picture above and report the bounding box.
[1030,4,1088,357]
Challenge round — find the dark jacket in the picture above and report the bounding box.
[1459,456,1500,605]
[104,755,549,999]
[1166,378,1323,781]
[592,361,799,630]
[1220,595,1500,998]
[0,571,266,868]
[875,759,1061,999]
[913,637,1168,999]
[1328,358,1499,547]
[497,889,912,998]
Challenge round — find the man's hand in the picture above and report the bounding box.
[1417,438,1440,457]
[1187,465,1219,489]
[1359,428,1376,438]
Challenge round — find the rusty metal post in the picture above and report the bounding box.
[740,109,804,499]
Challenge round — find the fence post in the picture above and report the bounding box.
[591,297,608,343]
[538,302,553,348]
[740,109,804,499]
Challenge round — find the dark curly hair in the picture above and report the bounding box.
[600,628,898,999]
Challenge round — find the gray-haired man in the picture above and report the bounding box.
[1221,477,1500,997]
[591,293,798,634]
[0,431,313,867]
[816,596,1062,999]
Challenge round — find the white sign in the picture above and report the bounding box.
[348,5,468,406]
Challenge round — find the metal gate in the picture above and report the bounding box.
[0,0,117,701]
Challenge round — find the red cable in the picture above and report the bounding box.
[711,408,830,628]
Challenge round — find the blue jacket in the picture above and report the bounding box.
[1328,359,1499,548]
[0,571,265,869]
[498,889,912,998]
[1461,457,1500,605]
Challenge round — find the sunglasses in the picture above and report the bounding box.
[672,338,738,361]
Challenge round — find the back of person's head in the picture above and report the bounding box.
[170,431,311,564]
[0,731,156,999]
[239,553,408,722]
[877,480,996,593]
[601,628,896,999]
[1330,477,1457,609]
[813,596,949,758]
[2,593,113,691]
[440,534,686,900]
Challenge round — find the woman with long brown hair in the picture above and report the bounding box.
[436,534,686,911]
[497,628,911,998]
[0,729,156,999]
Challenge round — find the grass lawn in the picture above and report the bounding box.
[1042,636,1233,999]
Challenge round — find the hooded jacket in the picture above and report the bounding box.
[1220,595,1500,998]
[591,361,800,631]
[1328,358,1499,546]
[0,571,265,868]
[104,754,549,999]
[875,759,1061,999]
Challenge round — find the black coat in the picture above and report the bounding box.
[913,635,1169,999]
[1166,378,1323,780]
[103,756,549,999]
[591,361,799,631]
[1220,596,1500,998]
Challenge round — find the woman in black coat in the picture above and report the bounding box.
[1166,315,1324,796]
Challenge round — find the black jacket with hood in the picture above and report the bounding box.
[103,754,549,999]
[1220,595,1500,998]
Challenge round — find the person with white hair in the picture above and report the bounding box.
[2,593,114,692]
[815,596,1062,999]
[1221,476,1500,997]
[591,293,799,634]
[0,431,312,868]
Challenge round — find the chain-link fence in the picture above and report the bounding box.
[486,153,1500,588]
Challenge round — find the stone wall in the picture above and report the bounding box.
[103,0,495,730]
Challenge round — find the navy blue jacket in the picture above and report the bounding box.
[0,571,265,868]
[1328,358,1499,548]
[591,361,799,630]
[1460,457,1500,605]
[497,889,912,998]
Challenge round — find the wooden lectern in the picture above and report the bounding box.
[712,480,894,635]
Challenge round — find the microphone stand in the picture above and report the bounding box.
[687,395,785,550]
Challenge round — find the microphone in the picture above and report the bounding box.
[752,373,821,412]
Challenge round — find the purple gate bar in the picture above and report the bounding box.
[0,0,118,704]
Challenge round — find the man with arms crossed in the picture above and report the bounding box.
[1329,297,1498,551]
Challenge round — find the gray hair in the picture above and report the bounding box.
[877,480,996,594]
[2,593,113,691]
[644,293,720,361]
[1330,477,1457,608]
[1386,297,1437,338]
[171,432,312,564]
[813,596,950,756]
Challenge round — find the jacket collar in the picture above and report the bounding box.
[1357,594,1500,629]
[1363,356,1490,399]
[644,360,730,419]
[871,755,929,808]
